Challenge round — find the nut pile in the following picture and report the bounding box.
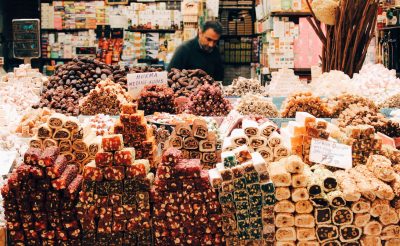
[2,147,82,245]
[224,77,268,97]
[79,79,131,116]
[138,84,175,115]
[152,148,224,245]
[15,108,53,137]
[328,93,378,118]
[338,104,400,138]
[79,134,153,244]
[34,87,81,116]
[186,84,232,116]
[380,93,400,108]
[167,68,219,97]
[235,94,279,118]
[281,92,331,118]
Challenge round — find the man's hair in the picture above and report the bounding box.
[201,20,223,35]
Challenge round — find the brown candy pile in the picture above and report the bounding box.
[167,68,219,97]
[338,105,400,138]
[281,92,331,118]
[138,84,175,115]
[2,147,82,245]
[34,87,81,116]
[186,84,232,116]
[328,93,378,118]
[79,79,131,116]
[79,134,153,244]
[152,148,224,245]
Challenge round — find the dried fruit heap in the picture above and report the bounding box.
[281,92,331,118]
[2,147,82,245]
[187,84,232,116]
[78,134,153,245]
[138,84,175,115]
[152,148,224,245]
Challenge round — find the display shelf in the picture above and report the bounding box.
[41,28,91,32]
[221,34,257,38]
[224,62,253,65]
[125,28,177,33]
[293,68,311,74]
[40,58,73,62]
[379,26,400,31]
[219,6,253,10]
[270,11,312,17]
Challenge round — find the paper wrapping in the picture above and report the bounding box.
[47,113,67,129]
[242,119,259,137]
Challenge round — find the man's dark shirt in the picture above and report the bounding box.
[167,37,224,81]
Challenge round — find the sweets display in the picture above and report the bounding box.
[267,69,308,97]
[186,84,232,116]
[30,113,100,172]
[15,108,53,138]
[281,92,331,118]
[235,94,279,118]
[167,68,219,97]
[2,147,81,245]
[78,134,153,245]
[152,148,224,245]
[337,105,400,138]
[328,94,378,118]
[113,103,158,170]
[210,149,276,244]
[380,93,400,109]
[138,84,175,115]
[308,70,351,97]
[224,77,268,97]
[164,118,220,169]
[79,79,131,116]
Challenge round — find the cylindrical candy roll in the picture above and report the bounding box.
[242,119,259,137]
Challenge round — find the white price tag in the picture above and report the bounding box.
[0,151,17,176]
[310,139,352,169]
[219,110,243,138]
[127,71,167,99]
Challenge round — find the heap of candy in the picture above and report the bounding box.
[82,114,115,136]
[222,119,289,163]
[113,103,158,170]
[281,92,331,118]
[186,84,232,116]
[138,84,175,115]
[328,94,378,118]
[208,149,276,244]
[380,93,400,108]
[152,148,224,245]
[224,77,268,97]
[30,113,100,172]
[235,94,279,118]
[79,134,153,244]
[2,146,82,245]
[15,108,53,138]
[79,79,131,116]
[165,119,220,169]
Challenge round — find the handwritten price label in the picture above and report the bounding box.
[310,139,352,169]
[127,72,167,99]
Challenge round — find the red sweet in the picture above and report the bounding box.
[104,166,125,181]
[95,151,114,167]
[52,165,78,190]
[126,164,146,179]
[114,148,135,166]
[46,155,67,179]
[24,147,42,165]
[38,146,60,167]
[66,175,83,196]
[82,161,103,181]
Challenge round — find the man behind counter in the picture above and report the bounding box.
[167,20,224,81]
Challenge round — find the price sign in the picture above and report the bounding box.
[12,19,40,59]
[127,71,168,99]
[310,139,352,169]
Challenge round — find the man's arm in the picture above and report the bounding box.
[167,45,188,72]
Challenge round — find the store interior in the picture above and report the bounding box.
[1,0,400,245]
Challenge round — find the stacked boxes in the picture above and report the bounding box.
[114,103,158,170]
[152,148,224,245]
[210,147,276,245]
[78,134,153,245]
[2,147,82,245]
[165,119,220,169]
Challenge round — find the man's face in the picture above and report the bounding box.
[198,28,220,53]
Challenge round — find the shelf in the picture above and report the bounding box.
[379,26,400,31]
[125,29,177,33]
[42,28,90,32]
[270,11,312,17]
[221,34,257,38]
[293,68,311,74]
[40,58,73,62]
[219,6,253,10]
[224,62,254,65]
